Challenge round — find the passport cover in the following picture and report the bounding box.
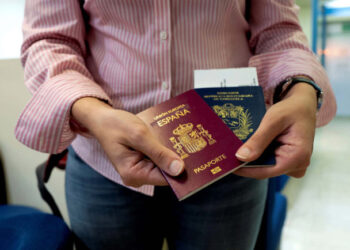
[195,86,276,167]
[138,89,245,201]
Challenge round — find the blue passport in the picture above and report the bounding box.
[195,86,275,167]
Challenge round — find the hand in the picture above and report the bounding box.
[234,83,318,179]
[71,97,184,187]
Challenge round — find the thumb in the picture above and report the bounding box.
[131,131,185,176]
[235,111,285,162]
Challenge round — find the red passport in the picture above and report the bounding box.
[138,89,245,201]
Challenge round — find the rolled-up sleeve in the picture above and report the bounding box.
[15,0,111,153]
[247,0,337,127]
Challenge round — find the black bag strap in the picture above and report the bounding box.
[36,149,68,218]
[79,0,89,32]
[0,152,7,205]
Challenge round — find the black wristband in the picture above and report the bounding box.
[273,77,323,110]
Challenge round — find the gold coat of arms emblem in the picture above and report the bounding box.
[169,123,216,159]
[212,103,253,140]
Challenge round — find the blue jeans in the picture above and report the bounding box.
[65,147,268,250]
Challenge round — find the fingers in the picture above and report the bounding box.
[126,124,185,177]
[120,157,169,187]
[287,169,307,178]
[234,141,312,179]
[112,145,168,187]
[92,109,184,187]
[234,163,307,179]
[235,83,318,180]
[235,105,289,162]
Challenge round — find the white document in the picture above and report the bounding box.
[194,67,259,88]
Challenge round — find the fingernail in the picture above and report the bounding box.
[236,147,251,160]
[169,160,184,176]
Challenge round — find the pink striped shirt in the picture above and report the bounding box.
[16,0,336,196]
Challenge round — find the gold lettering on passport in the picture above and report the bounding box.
[156,109,191,127]
[211,166,222,175]
[153,104,186,121]
[169,123,216,159]
[212,103,253,140]
[193,154,227,174]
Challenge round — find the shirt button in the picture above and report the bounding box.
[160,31,168,40]
[162,81,169,90]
